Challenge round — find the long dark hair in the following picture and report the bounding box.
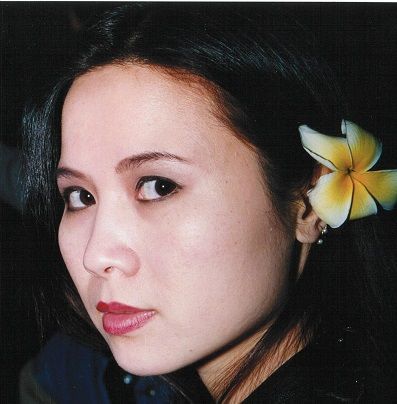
[23,3,396,401]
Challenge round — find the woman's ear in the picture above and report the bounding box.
[293,166,328,278]
[295,164,329,243]
[294,201,326,279]
[295,201,326,244]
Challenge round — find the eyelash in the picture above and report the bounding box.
[60,176,180,212]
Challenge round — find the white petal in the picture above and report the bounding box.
[341,120,347,135]
[344,120,382,172]
[353,170,397,210]
[299,125,351,171]
[350,179,378,221]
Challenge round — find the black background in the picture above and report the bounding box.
[1,3,396,402]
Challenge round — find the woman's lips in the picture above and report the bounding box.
[96,301,156,336]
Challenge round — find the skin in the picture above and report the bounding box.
[57,64,318,396]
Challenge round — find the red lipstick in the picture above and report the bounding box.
[96,301,156,335]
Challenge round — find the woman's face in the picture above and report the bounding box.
[58,64,295,375]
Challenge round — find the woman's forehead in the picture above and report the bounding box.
[60,64,260,177]
[63,64,218,123]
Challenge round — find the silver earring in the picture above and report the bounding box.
[316,225,328,245]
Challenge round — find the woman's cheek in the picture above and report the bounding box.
[148,205,244,299]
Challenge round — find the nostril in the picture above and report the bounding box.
[83,231,141,278]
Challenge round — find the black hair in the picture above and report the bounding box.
[23,3,396,401]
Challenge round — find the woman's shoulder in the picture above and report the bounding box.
[243,326,396,403]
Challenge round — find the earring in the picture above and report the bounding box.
[316,225,328,245]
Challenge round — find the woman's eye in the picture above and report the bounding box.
[137,177,179,201]
[63,188,96,211]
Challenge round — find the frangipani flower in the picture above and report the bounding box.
[299,120,397,228]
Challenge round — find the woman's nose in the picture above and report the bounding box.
[83,204,141,278]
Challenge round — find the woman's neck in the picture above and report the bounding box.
[197,324,307,403]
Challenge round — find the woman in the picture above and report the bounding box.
[23,4,397,402]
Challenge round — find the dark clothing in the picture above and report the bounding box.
[162,327,395,403]
[242,328,368,403]
[20,328,395,403]
[19,333,175,403]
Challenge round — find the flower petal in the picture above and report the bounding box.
[308,171,353,228]
[299,125,351,171]
[352,170,397,210]
[350,179,377,221]
[341,120,347,135]
[344,120,382,172]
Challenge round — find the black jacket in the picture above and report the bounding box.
[22,328,395,403]
[106,326,395,403]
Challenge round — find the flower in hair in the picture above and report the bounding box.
[299,120,397,228]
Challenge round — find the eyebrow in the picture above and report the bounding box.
[115,151,190,173]
[56,167,87,180]
[56,151,189,180]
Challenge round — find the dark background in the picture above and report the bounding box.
[1,3,396,403]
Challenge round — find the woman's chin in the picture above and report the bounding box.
[107,340,184,376]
